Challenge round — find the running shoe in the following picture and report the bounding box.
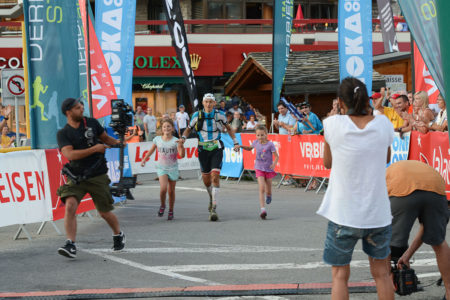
[209,205,218,221]
[266,195,272,204]
[168,210,174,220]
[260,210,267,219]
[113,232,125,251]
[158,206,165,217]
[58,240,77,258]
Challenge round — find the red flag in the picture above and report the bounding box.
[293,5,305,28]
[79,0,117,118]
[414,42,439,104]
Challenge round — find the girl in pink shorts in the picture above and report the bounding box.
[240,125,279,219]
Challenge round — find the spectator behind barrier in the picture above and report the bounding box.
[230,111,245,133]
[0,126,15,148]
[245,104,256,120]
[293,102,322,135]
[317,77,395,300]
[273,102,296,134]
[428,94,448,132]
[409,91,435,134]
[228,101,243,115]
[0,104,12,132]
[326,98,340,117]
[245,114,258,130]
[218,100,227,113]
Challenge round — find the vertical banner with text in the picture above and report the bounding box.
[163,0,199,110]
[23,1,82,149]
[95,0,137,125]
[338,0,373,93]
[377,0,399,53]
[414,43,439,105]
[79,0,118,120]
[272,0,293,112]
[398,0,444,98]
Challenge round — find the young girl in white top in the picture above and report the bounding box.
[141,118,185,220]
[317,77,395,300]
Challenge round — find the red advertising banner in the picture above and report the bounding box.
[241,133,330,178]
[408,131,450,199]
[45,149,95,221]
[79,0,117,118]
[414,42,439,104]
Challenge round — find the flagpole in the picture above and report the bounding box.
[411,37,415,93]
[271,0,275,133]
[86,0,93,117]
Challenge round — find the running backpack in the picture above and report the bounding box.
[194,109,223,133]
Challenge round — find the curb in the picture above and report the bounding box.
[0,282,377,299]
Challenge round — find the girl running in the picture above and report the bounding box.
[141,118,185,220]
[240,125,279,219]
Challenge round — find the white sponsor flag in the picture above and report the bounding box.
[0,150,53,228]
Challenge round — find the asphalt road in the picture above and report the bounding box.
[0,171,448,299]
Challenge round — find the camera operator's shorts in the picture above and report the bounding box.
[323,221,392,266]
[57,174,114,213]
[198,146,223,174]
[390,190,449,247]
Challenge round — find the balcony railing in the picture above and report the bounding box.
[0,18,407,37]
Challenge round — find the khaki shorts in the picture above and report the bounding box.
[57,174,114,213]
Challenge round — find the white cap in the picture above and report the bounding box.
[203,93,216,101]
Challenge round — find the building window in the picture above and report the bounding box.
[206,1,243,19]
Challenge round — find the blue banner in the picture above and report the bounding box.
[389,132,410,165]
[105,147,132,203]
[272,0,293,112]
[338,0,373,93]
[220,133,243,178]
[23,1,84,148]
[95,0,136,124]
[398,0,444,98]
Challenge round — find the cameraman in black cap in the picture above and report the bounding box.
[56,98,125,258]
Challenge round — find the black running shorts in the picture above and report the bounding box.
[198,147,223,174]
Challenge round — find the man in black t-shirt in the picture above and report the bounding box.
[56,98,125,258]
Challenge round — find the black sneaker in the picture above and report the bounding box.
[113,232,125,251]
[58,240,77,258]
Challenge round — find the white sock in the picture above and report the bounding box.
[261,207,266,212]
[212,186,219,205]
[206,186,212,198]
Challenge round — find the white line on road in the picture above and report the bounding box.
[87,246,324,253]
[140,258,438,273]
[135,185,207,192]
[82,249,220,286]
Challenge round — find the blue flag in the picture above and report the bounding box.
[272,0,294,112]
[338,0,373,94]
[95,0,137,125]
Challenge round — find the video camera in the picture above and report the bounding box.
[108,99,136,200]
[109,99,134,135]
[391,261,419,296]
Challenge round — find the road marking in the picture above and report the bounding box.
[417,272,441,279]
[135,185,207,192]
[87,246,324,253]
[116,258,438,273]
[83,249,220,286]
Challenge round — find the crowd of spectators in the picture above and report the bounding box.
[371,89,448,134]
